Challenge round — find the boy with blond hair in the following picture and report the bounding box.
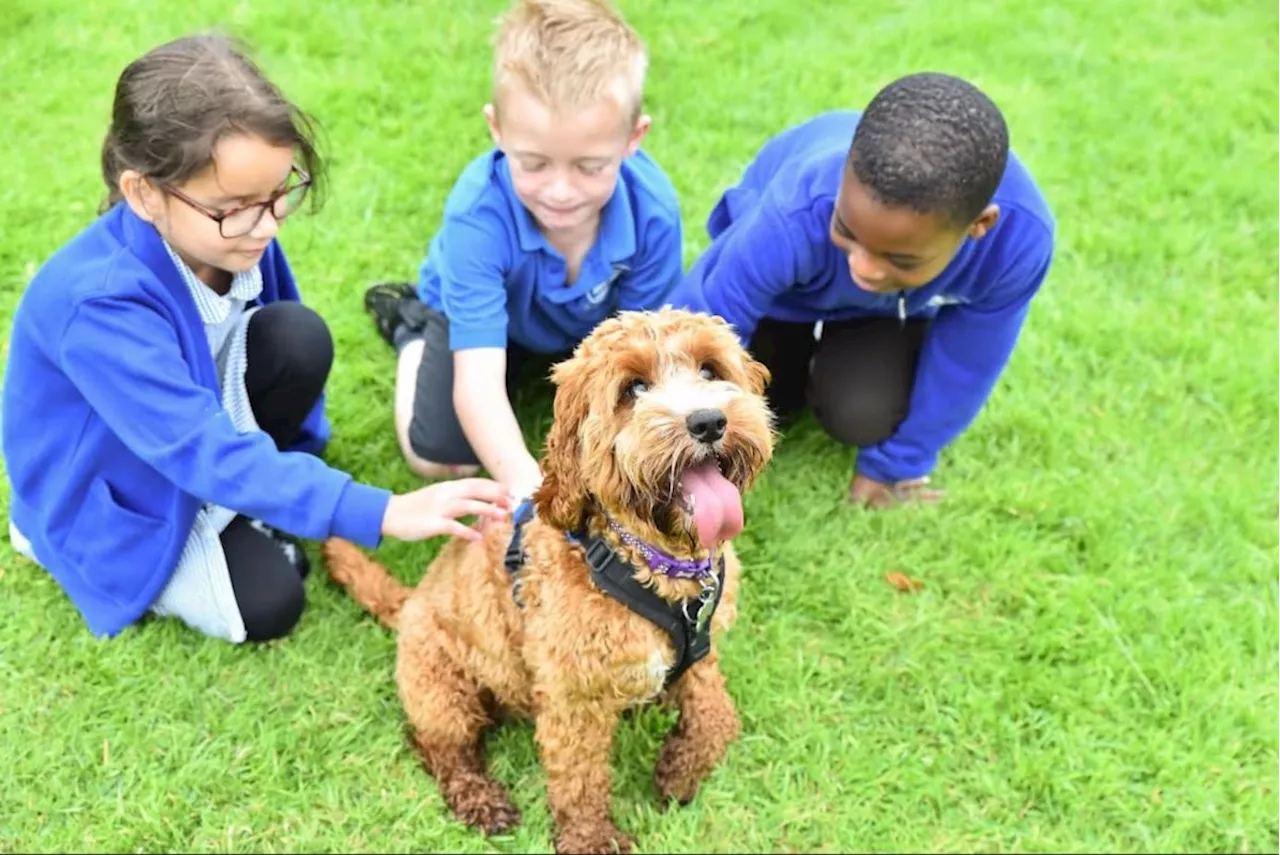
[364,0,682,501]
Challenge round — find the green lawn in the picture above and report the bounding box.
[1,0,1277,852]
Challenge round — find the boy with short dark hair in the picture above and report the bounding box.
[668,72,1056,507]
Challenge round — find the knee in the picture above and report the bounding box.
[249,302,335,383]
[808,382,906,447]
[240,575,306,643]
[402,412,481,479]
[405,452,481,481]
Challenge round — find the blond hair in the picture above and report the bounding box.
[492,0,648,120]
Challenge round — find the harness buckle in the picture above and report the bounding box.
[681,570,720,634]
[583,536,615,572]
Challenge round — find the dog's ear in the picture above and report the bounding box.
[532,356,591,531]
[742,352,771,397]
[703,311,770,397]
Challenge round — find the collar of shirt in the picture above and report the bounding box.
[497,154,638,265]
[161,240,264,325]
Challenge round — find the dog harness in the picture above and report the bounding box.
[503,499,725,689]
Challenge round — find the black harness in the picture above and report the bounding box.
[503,500,725,689]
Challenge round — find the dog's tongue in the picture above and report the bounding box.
[681,462,744,548]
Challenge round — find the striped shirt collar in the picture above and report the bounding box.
[161,241,263,325]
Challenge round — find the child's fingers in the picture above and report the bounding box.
[442,520,482,541]
[447,499,509,520]
[449,478,513,507]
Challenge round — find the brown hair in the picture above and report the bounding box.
[99,32,325,213]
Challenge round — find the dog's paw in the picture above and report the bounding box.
[653,710,738,807]
[554,822,634,854]
[458,796,522,836]
[653,746,699,807]
[446,781,522,836]
[654,788,694,811]
[653,778,698,809]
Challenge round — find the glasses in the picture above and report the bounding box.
[162,166,312,238]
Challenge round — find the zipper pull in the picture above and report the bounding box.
[897,292,907,328]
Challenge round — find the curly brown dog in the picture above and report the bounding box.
[322,308,775,854]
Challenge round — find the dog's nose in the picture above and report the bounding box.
[686,408,727,444]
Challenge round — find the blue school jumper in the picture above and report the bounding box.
[669,110,1056,483]
[2,204,390,638]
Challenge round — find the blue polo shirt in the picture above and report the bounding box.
[416,148,683,354]
[668,110,1056,484]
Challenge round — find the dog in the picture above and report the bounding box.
[322,308,776,854]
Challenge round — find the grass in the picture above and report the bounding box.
[0,0,1277,852]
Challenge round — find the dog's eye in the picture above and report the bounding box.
[625,379,649,398]
[699,364,718,381]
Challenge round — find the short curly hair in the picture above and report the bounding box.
[848,72,1009,227]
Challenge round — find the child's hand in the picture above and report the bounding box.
[847,473,944,509]
[382,479,513,542]
[503,457,545,505]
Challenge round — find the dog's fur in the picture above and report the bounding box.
[323,308,775,854]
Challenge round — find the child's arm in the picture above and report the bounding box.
[664,195,816,344]
[453,347,544,498]
[855,225,1056,484]
[59,297,389,547]
[430,212,541,497]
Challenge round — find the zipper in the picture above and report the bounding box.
[897,291,907,328]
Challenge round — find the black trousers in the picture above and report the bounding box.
[749,315,928,449]
[219,302,334,642]
[405,306,567,466]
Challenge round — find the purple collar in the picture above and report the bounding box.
[605,517,716,580]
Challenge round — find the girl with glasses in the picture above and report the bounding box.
[2,33,511,646]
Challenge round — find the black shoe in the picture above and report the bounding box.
[363,282,428,348]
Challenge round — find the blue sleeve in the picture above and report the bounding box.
[665,196,815,346]
[435,212,513,351]
[291,404,331,457]
[59,297,391,547]
[856,227,1056,483]
[261,241,331,456]
[617,212,683,311]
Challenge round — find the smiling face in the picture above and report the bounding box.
[830,171,1000,294]
[121,133,301,288]
[484,83,649,237]
[101,33,324,292]
[533,309,776,555]
[484,0,650,240]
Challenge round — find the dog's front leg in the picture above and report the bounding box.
[534,696,632,854]
[398,622,520,836]
[654,649,741,806]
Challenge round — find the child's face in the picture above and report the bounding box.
[124,134,300,285]
[829,173,999,294]
[485,84,649,237]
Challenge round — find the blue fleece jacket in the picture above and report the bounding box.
[668,110,1056,483]
[1,204,391,638]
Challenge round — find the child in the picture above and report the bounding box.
[667,72,1057,508]
[1,33,511,646]
[363,0,683,502]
